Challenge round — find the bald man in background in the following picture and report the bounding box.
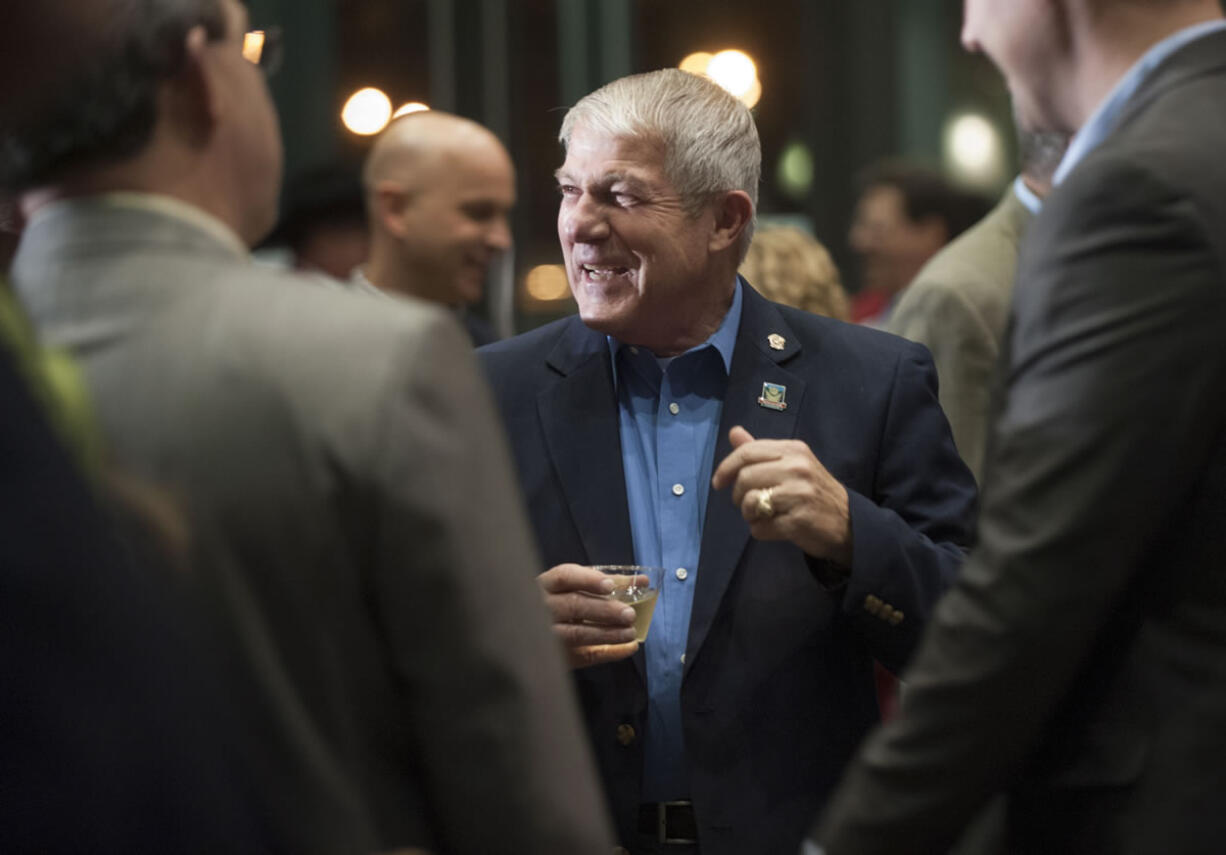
[356,111,514,345]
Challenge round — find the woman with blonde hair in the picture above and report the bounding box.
[739,225,850,321]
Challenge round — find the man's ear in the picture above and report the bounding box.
[709,190,754,254]
[374,181,412,237]
[164,25,220,146]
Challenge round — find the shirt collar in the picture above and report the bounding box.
[1012,174,1043,215]
[1054,19,1226,185]
[608,276,744,389]
[30,192,250,259]
[349,265,388,298]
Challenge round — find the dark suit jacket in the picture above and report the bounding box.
[816,29,1226,855]
[480,283,976,854]
[0,327,271,853]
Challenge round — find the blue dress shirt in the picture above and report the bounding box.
[1053,19,1226,186]
[1012,174,1043,216]
[610,279,743,801]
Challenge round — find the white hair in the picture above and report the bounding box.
[560,68,761,256]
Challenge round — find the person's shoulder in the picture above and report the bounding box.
[218,264,454,343]
[1054,60,1226,222]
[891,206,1022,336]
[775,302,922,359]
[478,314,583,367]
[203,266,471,409]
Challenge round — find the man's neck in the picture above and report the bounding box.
[365,246,425,301]
[632,276,738,358]
[1069,2,1224,127]
[364,244,462,309]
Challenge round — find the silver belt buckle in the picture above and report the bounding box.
[658,799,697,845]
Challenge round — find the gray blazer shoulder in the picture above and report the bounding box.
[13,201,614,854]
[887,189,1032,481]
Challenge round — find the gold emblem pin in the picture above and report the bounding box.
[767,333,786,351]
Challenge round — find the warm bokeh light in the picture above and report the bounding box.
[944,113,1005,187]
[679,51,713,75]
[524,265,571,302]
[741,76,763,109]
[706,49,757,98]
[680,48,761,108]
[241,30,266,66]
[393,102,430,118]
[342,87,393,136]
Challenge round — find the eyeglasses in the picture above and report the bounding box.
[241,27,283,76]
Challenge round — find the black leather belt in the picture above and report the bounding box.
[638,800,698,845]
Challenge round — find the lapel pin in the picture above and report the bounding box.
[767,333,786,351]
[758,382,788,411]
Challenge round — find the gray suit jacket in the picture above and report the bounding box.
[888,188,1032,483]
[816,29,1226,855]
[13,199,612,855]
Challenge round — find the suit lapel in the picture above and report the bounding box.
[537,320,644,680]
[537,319,636,568]
[686,287,806,669]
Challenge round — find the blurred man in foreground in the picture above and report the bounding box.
[480,68,976,854]
[2,1,611,852]
[358,110,515,344]
[816,1,1226,852]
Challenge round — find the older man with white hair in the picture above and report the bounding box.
[480,69,977,855]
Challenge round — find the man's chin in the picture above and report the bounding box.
[576,303,630,338]
[454,272,487,306]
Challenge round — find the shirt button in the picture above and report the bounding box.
[668,402,680,415]
[680,653,686,664]
[629,346,639,355]
[675,567,688,581]
[616,723,636,746]
[672,483,685,496]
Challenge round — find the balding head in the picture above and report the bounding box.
[362,111,515,307]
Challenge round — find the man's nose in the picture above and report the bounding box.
[487,215,512,252]
[560,194,609,244]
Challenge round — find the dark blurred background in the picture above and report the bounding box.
[247,0,1014,331]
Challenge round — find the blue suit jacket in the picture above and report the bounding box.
[480,284,976,854]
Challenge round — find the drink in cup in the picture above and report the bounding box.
[592,565,664,643]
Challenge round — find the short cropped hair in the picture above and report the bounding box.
[856,161,992,242]
[0,0,226,192]
[560,68,761,256]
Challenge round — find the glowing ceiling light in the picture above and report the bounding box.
[524,265,571,302]
[706,49,757,99]
[342,87,393,136]
[679,51,713,75]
